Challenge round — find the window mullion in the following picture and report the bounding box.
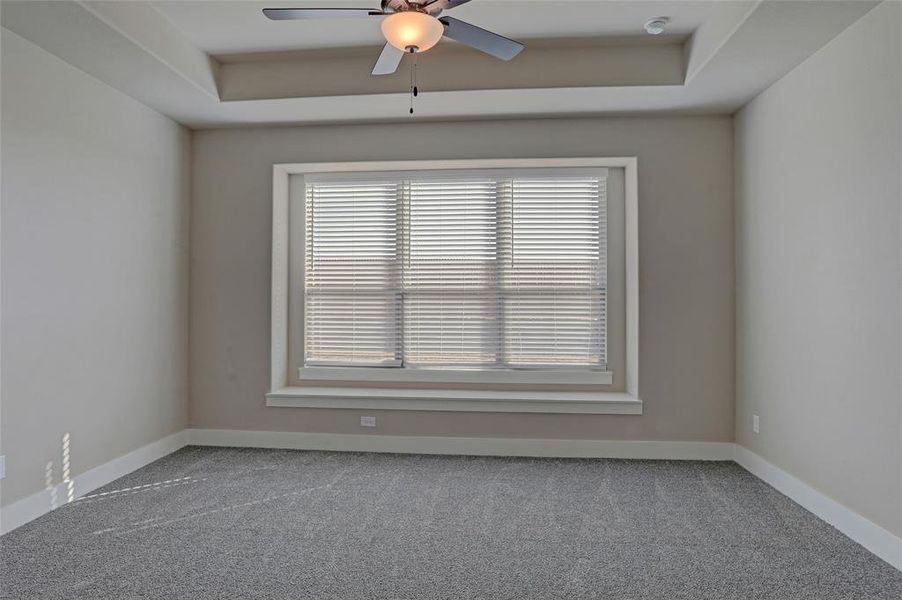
[495,179,511,369]
[397,180,408,367]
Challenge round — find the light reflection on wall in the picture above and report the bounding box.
[44,461,58,510]
[41,433,75,511]
[62,433,75,503]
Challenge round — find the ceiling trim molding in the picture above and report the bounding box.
[78,0,220,100]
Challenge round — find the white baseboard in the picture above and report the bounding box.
[0,430,188,535]
[186,428,735,460]
[4,428,898,573]
[734,445,902,571]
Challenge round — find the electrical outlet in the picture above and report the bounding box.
[752,414,760,434]
[0,455,5,480]
[360,416,376,428]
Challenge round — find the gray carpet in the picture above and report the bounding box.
[1,447,900,599]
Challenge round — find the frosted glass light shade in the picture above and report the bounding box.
[381,11,444,52]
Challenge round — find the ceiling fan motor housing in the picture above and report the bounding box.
[382,0,446,17]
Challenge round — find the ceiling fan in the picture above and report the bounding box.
[263,0,525,76]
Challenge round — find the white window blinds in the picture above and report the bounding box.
[304,181,402,366]
[304,168,607,370]
[504,177,606,367]
[404,178,500,367]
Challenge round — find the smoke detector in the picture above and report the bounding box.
[644,17,669,35]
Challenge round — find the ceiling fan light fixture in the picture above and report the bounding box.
[381,11,444,52]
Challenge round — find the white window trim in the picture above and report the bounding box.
[268,158,640,414]
[298,366,614,386]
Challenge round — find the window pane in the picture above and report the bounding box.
[403,292,500,366]
[304,181,401,366]
[504,291,606,366]
[403,179,499,366]
[305,292,401,365]
[503,177,606,368]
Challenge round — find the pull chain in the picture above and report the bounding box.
[409,47,418,115]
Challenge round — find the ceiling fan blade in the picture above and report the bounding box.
[439,16,524,60]
[263,8,383,20]
[424,0,473,12]
[372,43,405,75]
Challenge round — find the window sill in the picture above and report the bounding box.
[298,366,614,386]
[265,386,642,415]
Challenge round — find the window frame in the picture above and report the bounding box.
[268,158,640,414]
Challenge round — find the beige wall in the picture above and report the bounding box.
[190,116,734,441]
[0,31,191,507]
[734,0,902,536]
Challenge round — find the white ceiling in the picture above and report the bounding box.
[0,0,879,127]
[150,0,716,54]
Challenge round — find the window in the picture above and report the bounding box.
[269,158,640,414]
[302,168,608,372]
